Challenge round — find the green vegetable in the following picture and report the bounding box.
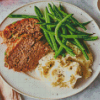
[34,6,44,19]
[82,21,91,26]
[8,14,38,19]
[34,6,53,48]
[36,22,57,25]
[4,52,6,55]
[48,3,55,15]
[80,40,90,53]
[40,26,54,35]
[55,14,75,56]
[48,13,60,21]
[68,40,89,60]
[76,30,93,35]
[84,36,98,41]
[59,10,86,30]
[82,50,89,60]
[45,7,58,52]
[54,27,66,58]
[7,4,98,60]
[11,34,13,37]
[53,4,63,19]
[71,17,87,30]
[69,30,85,50]
[71,21,91,27]
[60,34,89,39]
[65,23,92,35]
[12,21,16,24]
[52,3,66,57]
[59,3,65,11]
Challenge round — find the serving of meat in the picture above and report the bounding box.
[5,34,50,72]
[1,18,41,45]
[0,18,50,72]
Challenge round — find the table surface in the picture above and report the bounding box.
[0,0,100,100]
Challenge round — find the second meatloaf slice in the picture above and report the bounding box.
[4,34,50,72]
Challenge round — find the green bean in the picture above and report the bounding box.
[34,6,53,48]
[43,29,53,48]
[82,21,91,26]
[65,23,92,35]
[53,3,67,57]
[59,3,65,11]
[40,25,93,38]
[36,22,56,25]
[36,22,57,28]
[8,14,38,19]
[40,26,55,35]
[71,21,91,27]
[59,10,86,30]
[69,30,85,50]
[48,13,60,21]
[45,7,58,52]
[65,23,89,35]
[61,34,88,38]
[71,17,87,30]
[69,40,90,54]
[65,23,79,32]
[34,6,44,18]
[48,13,92,35]
[60,27,66,57]
[48,3,64,20]
[54,27,66,58]
[36,20,71,26]
[76,30,93,35]
[70,39,89,52]
[48,13,72,25]
[53,4,63,19]
[80,40,90,53]
[55,14,75,57]
[48,3,55,15]
[59,4,89,60]
[84,36,98,41]
[82,50,89,60]
[77,32,93,35]
[40,26,91,39]
[68,40,89,60]
[53,6,60,19]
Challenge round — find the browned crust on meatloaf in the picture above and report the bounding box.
[1,18,40,44]
[5,34,50,72]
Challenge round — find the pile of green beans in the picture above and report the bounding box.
[8,3,98,60]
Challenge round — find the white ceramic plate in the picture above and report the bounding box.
[0,1,100,99]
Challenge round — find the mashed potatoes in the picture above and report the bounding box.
[35,42,93,88]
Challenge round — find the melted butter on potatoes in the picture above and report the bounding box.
[35,42,93,88]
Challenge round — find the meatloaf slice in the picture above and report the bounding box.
[1,18,40,44]
[5,34,50,72]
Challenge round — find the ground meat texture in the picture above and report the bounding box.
[1,18,40,44]
[4,34,50,72]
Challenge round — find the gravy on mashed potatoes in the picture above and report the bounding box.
[35,42,93,88]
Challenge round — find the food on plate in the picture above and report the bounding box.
[0,3,98,88]
[36,42,93,88]
[0,18,50,72]
[4,34,50,72]
[1,18,40,45]
[7,3,98,60]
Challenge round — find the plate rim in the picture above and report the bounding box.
[0,0,100,99]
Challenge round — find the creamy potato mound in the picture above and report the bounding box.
[35,42,93,88]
